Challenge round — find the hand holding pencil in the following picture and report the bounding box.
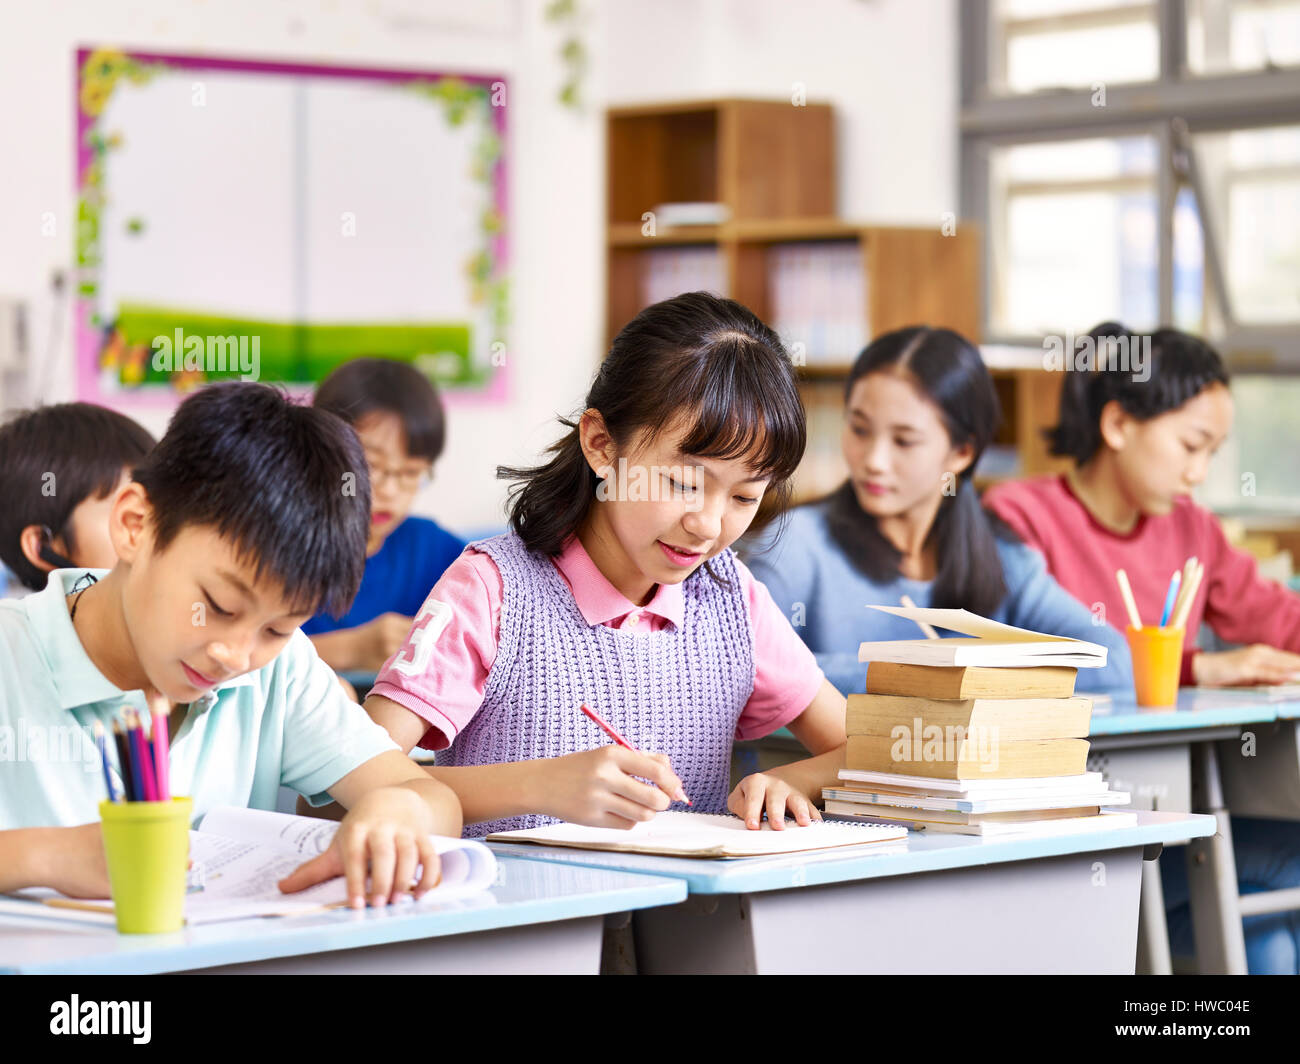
[529,704,690,830]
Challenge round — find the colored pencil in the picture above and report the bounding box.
[112,721,136,801]
[578,703,691,805]
[1158,570,1182,627]
[93,721,118,803]
[151,701,171,803]
[1115,569,1143,629]
[127,711,157,802]
[1170,560,1205,631]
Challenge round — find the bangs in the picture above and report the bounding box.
[650,332,806,484]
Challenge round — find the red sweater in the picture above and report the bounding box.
[983,474,1300,684]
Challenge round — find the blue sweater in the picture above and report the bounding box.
[302,516,465,635]
[743,500,1133,696]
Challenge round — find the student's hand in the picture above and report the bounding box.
[542,747,689,829]
[277,787,441,908]
[1192,645,1300,688]
[728,773,822,831]
[360,612,417,672]
[41,824,113,898]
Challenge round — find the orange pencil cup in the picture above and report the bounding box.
[1125,625,1185,707]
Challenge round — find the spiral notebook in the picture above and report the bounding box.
[486,811,908,858]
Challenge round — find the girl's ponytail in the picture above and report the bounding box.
[930,474,1007,616]
[498,419,596,557]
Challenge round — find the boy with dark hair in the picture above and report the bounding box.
[0,382,461,906]
[305,359,465,672]
[0,403,156,591]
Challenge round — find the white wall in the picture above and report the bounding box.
[603,0,959,224]
[0,0,956,532]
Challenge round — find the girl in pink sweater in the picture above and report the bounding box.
[984,323,1300,688]
[985,323,1300,973]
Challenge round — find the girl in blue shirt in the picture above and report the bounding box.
[304,359,466,674]
[746,325,1133,694]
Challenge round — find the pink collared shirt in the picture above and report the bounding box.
[370,535,825,751]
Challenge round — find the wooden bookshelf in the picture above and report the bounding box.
[605,98,1059,506]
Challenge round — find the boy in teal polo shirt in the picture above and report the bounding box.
[0,382,462,908]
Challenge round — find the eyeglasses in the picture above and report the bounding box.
[365,456,432,493]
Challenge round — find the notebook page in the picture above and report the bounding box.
[488,810,907,858]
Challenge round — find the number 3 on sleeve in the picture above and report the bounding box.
[389,600,453,677]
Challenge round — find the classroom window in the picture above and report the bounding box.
[990,0,1159,95]
[990,136,1159,335]
[1202,376,1300,512]
[1187,0,1300,76]
[1192,124,1300,323]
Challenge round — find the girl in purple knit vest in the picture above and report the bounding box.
[364,292,848,836]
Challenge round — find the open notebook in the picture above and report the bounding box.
[1,806,497,927]
[487,811,908,858]
[858,606,1109,668]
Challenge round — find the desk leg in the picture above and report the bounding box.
[1187,742,1248,975]
[1136,853,1172,975]
[633,849,1143,974]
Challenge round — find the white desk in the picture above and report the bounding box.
[0,857,685,975]
[489,811,1213,974]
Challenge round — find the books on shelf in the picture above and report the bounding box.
[641,247,727,305]
[768,241,866,365]
[826,611,1131,837]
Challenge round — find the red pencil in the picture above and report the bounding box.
[578,703,691,805]
[127,710,158,802]
[150,701,171,802]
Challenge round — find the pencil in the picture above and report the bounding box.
[127,710,157,802]
[1158,570,1182,627]
[900,595,939,639]
[578,703,691,806]
[1115,569,1143,629]
[1170,560,1205,630]
[93,721,118,803]
[112,720,136,802]
[151,701,171,803]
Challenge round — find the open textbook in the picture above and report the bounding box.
[487,810,908,858]
[858,606,1109,668]
[1,807,497,926]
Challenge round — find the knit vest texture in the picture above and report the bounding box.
[440,531,756,835]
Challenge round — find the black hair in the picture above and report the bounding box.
[823,325,1014,616]
[314,358,446,463]
[498,291,807,571]
[0,402,156,590]
[132,382,371,618]
[1047,322,1231,465]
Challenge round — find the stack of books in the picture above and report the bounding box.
[824,607,1133,837]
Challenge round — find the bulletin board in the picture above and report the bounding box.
[74,48,509,406]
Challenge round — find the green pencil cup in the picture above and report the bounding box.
[99,796,192,934]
